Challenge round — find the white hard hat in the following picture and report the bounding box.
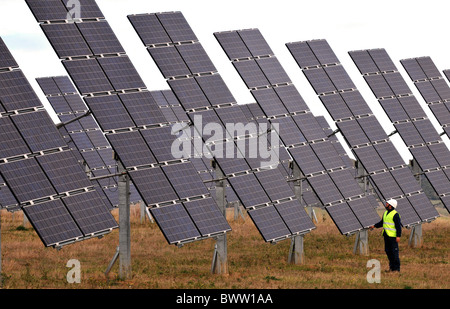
[386,199,397,208]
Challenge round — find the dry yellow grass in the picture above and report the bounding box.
[0,205,448,289]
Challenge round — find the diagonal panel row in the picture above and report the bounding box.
[214,28,379,234]
[401,57,450,138]
[286,39,439,225]
[0,38,118,247]
[128,11,316,241]
[349,48,450,213]
[26,0,231,245]
[36,75,141,208]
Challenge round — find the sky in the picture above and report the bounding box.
[1,0,450,162]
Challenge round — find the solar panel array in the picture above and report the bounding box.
[287,39,440,225]
[401,57,450,138]
[214,29,380,234]
[128,12,316,241]
[0,37,118,247]
[27,1,231,245]
[36,75,142,208]
[349,48,450,213]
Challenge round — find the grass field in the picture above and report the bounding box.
[0,204,448,289]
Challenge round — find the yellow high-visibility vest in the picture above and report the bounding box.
[382,210,399,237]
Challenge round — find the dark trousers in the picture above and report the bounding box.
[384,235,400,271]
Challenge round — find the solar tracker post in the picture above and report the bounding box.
[118,161,131,279]
[211,164,228,274]
[408,224,423,248]
[288,235,305,265]
[353,229,369,256]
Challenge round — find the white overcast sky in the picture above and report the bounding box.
[1,0,450,162]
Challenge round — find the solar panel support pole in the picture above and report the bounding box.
[118,161,132,279]
[105,161,132,279]
[288,235,304,264]
[353,229,369,256]
[292,163,316,222]
[211,165,228,275]
[408,224,423,248]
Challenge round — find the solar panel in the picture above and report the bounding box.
[0,158,56,203]
[176,43,217,74]
[168,77,211,110]
[274,199,316,234]
[0,37,18,70]
[62,58,113,95]
[156,11,198,43]
[62,191,117,235]
[0,70,43,112]
[128,13,172,46]
[149,203,200,244]
[106,131,157,168]
[36,150,92,193]
[25,0,70,22]
[11,111,67,153]
[118,91,167,126]
[251,88,289,117]
[129,12,317,243]
[97,56,146,91]
[350,49,450,213]
[253,167,296,201]
[0,175,19,210]
[215,28,379,235]
[182,197,231,235]
[325,203,362,235]
[22,199,83,247]
[288,39,440,223]
[77,20,125,55]
[148,46,191,78]
[227,173,271,208]
[0,117,31,160]
[247,206,292,242]
[84,95,135,131]
[162,162,209,199]
[41,23,93,58]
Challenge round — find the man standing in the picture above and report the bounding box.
[370,199,402,272]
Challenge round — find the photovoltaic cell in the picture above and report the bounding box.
[127,14,171,46]
[0,38,18,69]
[253,168,295,201]
[22,199,83,247]
[0,117,31,159]
[140,126,180,163]
[251,88,289,117]
[148,46,191,78]
[0,70,43,111]
[97,56,146,91]
[62,191,117,235]
[77,20,125,55]
[156,12,198,43]
[325,203,362,235]
[214,31,252,60]
[36,150,92,193]
[84,94,135,131]
[0,158,56,203]
[149,203,200,244]
[25,0,70,22]
[247,206,291,242]
[62,58,113,95]
[274,200,316,234]
[227,173,271,208]
[273,85,309,114]
[182,197,231,236]
[106,131,156,168]
[118,91,167,126]
[256,57,291,85]
[233,60,270,89]
[162,162,209,199]
[41,23,92,58]
[129,167,178,206]
[11,111,67,152]
[176,43,217,74]
[307,174,343,205]
[168,77,211,110]
[195,74,236,106]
